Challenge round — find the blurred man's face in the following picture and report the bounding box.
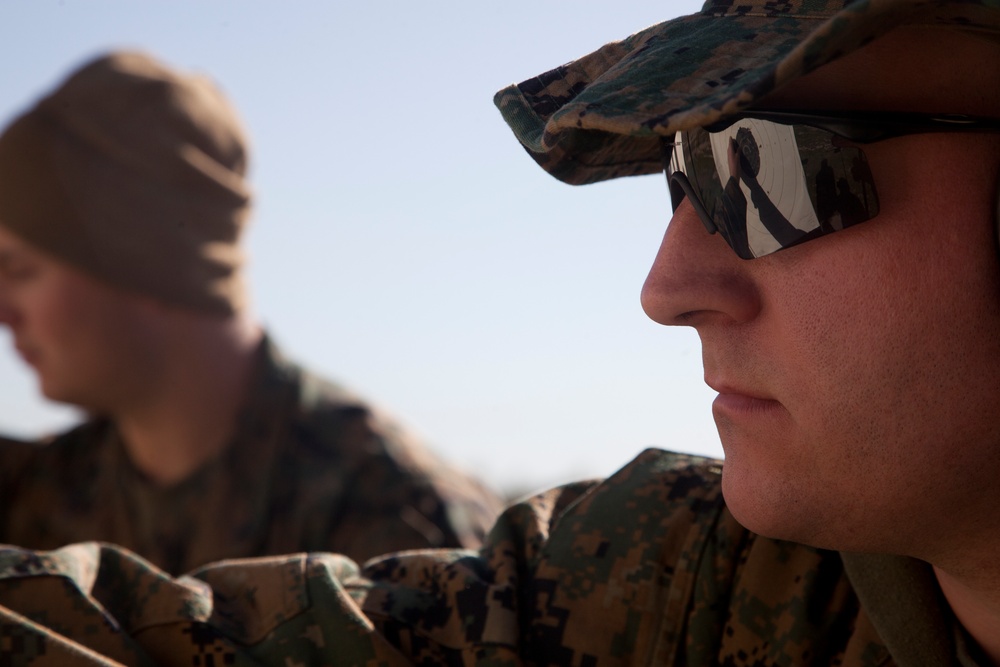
[0,225,161,411]
[641,27,1000,562]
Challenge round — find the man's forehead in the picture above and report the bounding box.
[749,27,999,116]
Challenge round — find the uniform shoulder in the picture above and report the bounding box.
[264,348,505,548]
[0,420,110,506]
[360,450,737,662]
[0,433,37,480]
[256,344,383,461]
[487,448,725,560]
[279,353,454,475]
[0,432,32,449]
[562,448,725,531]
[0,420,108,465]
[580,447,725,509]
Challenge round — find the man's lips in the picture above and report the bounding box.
[713,393,783,414]
[707,380,783,415]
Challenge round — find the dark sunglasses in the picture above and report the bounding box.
[663,110,1000,259]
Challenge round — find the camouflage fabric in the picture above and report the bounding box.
[0,450,984,665]
[492,0,1000,185]
[0,335,503,573]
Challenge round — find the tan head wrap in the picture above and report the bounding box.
[0,50,252,315]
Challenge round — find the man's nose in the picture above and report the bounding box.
[640,199,760,327]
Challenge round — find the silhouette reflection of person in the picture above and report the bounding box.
[851,154,875,211]
[815,158,837,232]
[836,177,867,228]
[715,129,805,257]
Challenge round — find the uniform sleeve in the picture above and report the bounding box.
[281,362,507,561]
[318,428,507,559]
[0,542,413,666]
[0,450,731,666]
[0,479,595,666]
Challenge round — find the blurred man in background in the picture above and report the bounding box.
[0,51,502,574]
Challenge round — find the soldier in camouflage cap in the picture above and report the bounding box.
[0,50,503,575]
[1,0,1000,665]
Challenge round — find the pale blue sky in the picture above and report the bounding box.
[0,0,719,494]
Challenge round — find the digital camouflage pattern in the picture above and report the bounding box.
[493,0,1000,185]
[0,450,983,665]
[0,335,503,573]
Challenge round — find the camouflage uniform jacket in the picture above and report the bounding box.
[0,335,503,573]
[0,449,988,666]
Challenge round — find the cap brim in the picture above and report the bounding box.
[494,0,1000,185]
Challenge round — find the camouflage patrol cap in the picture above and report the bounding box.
[493,0,1000,185]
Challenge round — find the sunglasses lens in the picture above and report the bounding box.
[667,119,880,258]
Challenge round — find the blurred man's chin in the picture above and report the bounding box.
[37,379,92,410]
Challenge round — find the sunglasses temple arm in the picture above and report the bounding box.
[667,172,719,235]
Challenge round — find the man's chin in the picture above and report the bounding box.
[720,466,836,549]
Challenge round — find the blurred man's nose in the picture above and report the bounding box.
[640,199,760,328]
